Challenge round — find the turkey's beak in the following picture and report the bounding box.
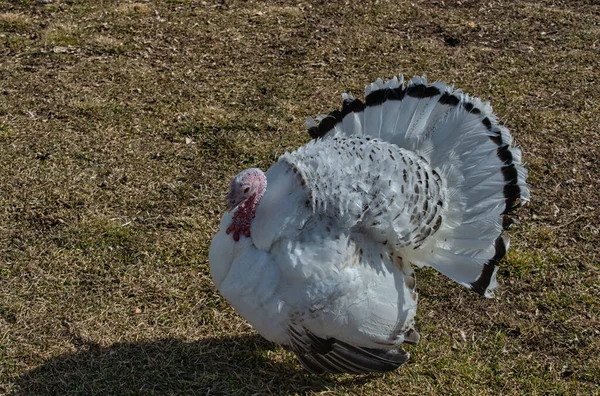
[225,191,240,212]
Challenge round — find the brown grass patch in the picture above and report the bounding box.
[0,12,31,33]
[0,0,598,394]
[114,2,152,16]
[41,22,81,46]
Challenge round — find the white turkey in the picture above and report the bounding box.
[209,74,529,374]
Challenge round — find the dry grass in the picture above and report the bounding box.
[0,0,599,394]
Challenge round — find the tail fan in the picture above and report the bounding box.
[306,75,529,297]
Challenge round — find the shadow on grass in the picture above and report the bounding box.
[10,334,370,395]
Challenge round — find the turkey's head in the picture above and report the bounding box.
[225,168,267,241]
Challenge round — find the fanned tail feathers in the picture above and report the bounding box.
[306,74,530,297]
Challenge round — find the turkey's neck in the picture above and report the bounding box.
[227,184,266,242]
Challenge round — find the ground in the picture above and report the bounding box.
[0,0,599,394]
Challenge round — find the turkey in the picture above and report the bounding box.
[209,74,529,374]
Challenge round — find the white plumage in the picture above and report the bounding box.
[209,75,529,374]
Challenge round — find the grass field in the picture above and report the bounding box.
[1,0,599,394]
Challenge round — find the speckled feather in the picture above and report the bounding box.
[280,136,444,251]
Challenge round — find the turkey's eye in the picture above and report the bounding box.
[243,187,250,193]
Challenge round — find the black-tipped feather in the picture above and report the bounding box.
[470,235,508,296]
[365,88,387,107]
[341,97,365,118]
[438,92,460,106]
[406,84,440,98]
